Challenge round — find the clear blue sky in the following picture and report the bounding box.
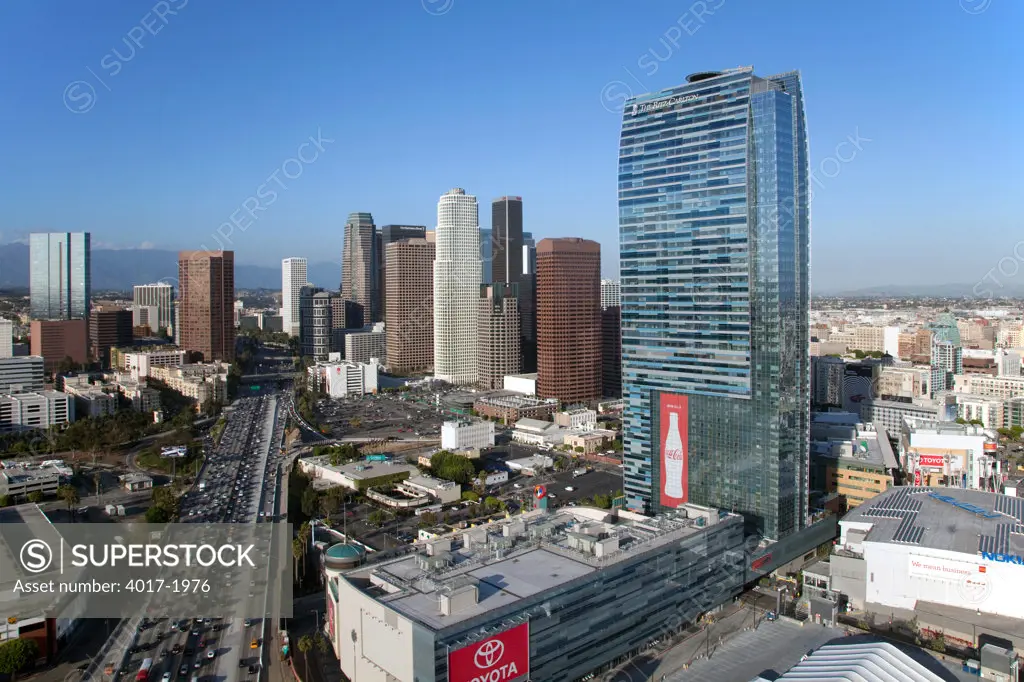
[0,0,1020,292]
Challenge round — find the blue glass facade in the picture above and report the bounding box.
[29,232,92,321]
[618,68,810,540]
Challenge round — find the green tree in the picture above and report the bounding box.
[0,494,9,508]
[483,496,503,513]
[27,491,44,503]
[461,491,479,503]
[430,451,475,484]
[297,635,314,676]
[293,537,305,585]
[367,510,388,527]
[145,506,170,523]
[0,638,38,676]
[301,488,321,518]
[57,484,79,516]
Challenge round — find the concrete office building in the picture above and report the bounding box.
[600,279,620,309]
[378,225,426,319]
[29,232,91,321]
[308,360,379,398]
[536,238,601,403]
[996,348,1021,377]
[618,68,810,539]
[479,228,492,283]
[89,309,132,369]
[858,397,956,436]
[122,349,188,378]
[811,356,846,409]
[345,323,387,365]
[0,357,45,394]
[477,283,520,390]
[299,286,333,362]
[30,320,88,374]
[281,257,308,337]
[440,419,496,451]
[520,233,538,374]
[809,413,896,512]
[342,212,379,322]
[385,238,434,373]
[178,250,235,362]
[326,505,749,682]
[0,391,73,432]
[433,189,481,386]
[132,282,174,332]
[0,319,14,359]
[900,419,1000,492]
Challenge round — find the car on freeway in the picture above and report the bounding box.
[161,673,172,682]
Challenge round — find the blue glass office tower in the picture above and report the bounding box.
[618,68,809,540]
[29,232,92,320]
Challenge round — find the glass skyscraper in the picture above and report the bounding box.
[618,67,809,540]
[29,232,92,320]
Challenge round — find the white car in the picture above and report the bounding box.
[547,493,557,499]
[565,486,574,492]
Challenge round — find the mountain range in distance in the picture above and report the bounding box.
[0,243,341,292]
[0,242,1018,299]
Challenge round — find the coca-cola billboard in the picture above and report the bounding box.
[658,392,689,508]
[448,622,529,682]
[918,454,946,468]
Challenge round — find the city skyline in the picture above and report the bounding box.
[1,3,1017,293]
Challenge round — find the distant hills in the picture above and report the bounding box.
[0,243,341,292]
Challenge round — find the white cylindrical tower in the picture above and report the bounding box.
[433,188,481,385]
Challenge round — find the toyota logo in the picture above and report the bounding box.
[474,639,504,668]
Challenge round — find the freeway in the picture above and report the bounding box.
[87,391,289,682]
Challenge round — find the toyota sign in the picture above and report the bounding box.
[448,622,529,682]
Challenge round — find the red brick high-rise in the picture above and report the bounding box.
[536,238,601,404]
[178,251,235,362]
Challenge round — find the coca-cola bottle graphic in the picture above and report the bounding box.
[663,411,685,499]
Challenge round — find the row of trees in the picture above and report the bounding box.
[145,485,181,522]
[429,451,476,484]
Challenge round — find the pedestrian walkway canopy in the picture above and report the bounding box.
[761,639,957,682]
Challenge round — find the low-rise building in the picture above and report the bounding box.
[474,394,558,424]
[400,475,461,505]
[809,413,896,513]
[150,362,228,408]
[554,408,597,430]
[122,348,189,378]
[0,391,74,432]
[955,374,1024,401]
[858,396,957,436]
[307,360,379,397]
[900,419,1000,491]
[298,455,417,491]
[325,505,748,682]
[512,418,565,446]
[563,429,616,454]
[506,454,554,475]
[0,356,45,394]
[952,392,1004,428]
[502,372,537,396]
[61,375,117,418]
[119,473,153,491]
[440,420,495,451]
[0,464,61,498]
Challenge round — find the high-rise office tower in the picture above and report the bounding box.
[536,238,602,404]
[89,308,133,369]
[619,67,810,540]
[602,307,622,399]
[480,229,493,283]
[281,258,308,337]
[433,188,481,386]
[520,232,537,372]
[385,238,435,373]
[132,282,174,333]
[299,285,332,362]
[341,212,378,322]
[378,225,426,321]
[178,251,235,362]
[478,283,521,389]
[29,232,91,320]
[492,197,523,286]
[601,279,621,309]
[0,319,12,359]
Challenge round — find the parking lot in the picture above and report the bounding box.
[314,391,447,440]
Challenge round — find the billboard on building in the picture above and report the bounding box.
[908,554,983,583]
[658,392,689,508]
[918,454,946,468]
[326,594,335,642]
[448,622,529,682]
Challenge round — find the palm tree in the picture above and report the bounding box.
[292,538,304,586]
[315,633,328,656]
[93,472,102,504]
[57,485,79,520]
[297,634,314,677]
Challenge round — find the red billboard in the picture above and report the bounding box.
[918,454,945,468]
[448,622,529,682]
[658,392,689,508]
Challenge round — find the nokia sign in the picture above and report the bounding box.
[926,492,1001,519]
[981,552,1024,565]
